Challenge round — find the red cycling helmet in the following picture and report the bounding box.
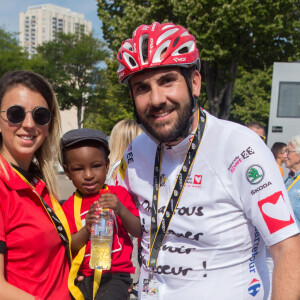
[117,22,200,84]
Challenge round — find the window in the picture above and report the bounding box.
[277,82,300,118]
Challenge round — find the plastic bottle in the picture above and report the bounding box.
[89,208,114,270]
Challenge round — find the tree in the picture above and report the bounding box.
[83,59,134,135]
[34,32,108,128]
[0,27,29,77]
[229,66,273,128]
[97,0,299,120]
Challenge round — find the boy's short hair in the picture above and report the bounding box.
[60,128,110,165]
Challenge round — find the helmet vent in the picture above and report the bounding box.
[172,37,180,48]
[181,31,189,37]
[161,48,167,59]
[123,41,133,51]
[152,40,171,63]
[139,34,149,65]
[123,52,138,69]
[162,24,176,30]
[129,57,137,67]
[156,28,178,45]
[178,47,188,54]
[117,64,125,72]
[172,41,195,56]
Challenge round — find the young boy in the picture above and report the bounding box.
[61,128,141,300]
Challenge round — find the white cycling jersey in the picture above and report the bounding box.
[117,110,299,300]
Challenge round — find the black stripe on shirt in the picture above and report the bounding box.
[0,241,6,254]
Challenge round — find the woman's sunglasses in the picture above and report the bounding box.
[0,105,51,126]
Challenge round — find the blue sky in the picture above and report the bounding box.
[0,0,103,40]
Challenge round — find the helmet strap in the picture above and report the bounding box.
[179,67,198,139]
[180,67,198,112]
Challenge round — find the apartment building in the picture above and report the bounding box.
[19,4,92,57]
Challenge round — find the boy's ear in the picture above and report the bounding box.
[63,164,71,180]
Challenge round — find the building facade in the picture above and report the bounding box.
[267,62,300,177]
[19,4,92,56]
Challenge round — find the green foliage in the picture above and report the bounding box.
[229,67,273,127]
[174,0,299,118]
[98,0,178,51]
[96,0,299,122]
[83,58,134,135]
[95,0,182,134]
[175,0,299,67]
[33,32,109,128]
[0,27,29,77]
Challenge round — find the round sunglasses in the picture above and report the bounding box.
[0,105,51,126]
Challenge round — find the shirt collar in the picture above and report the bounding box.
[0,154,41,190]
[288,169,300,179]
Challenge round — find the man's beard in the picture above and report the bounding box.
[139,100,193,143]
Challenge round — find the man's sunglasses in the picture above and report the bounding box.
[260,135,266,142]
[0,105,51,126]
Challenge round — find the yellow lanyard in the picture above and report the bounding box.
[287,175,300,192]
[69,190,106,300]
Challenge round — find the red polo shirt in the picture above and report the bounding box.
[62,185,139,276]
[0,158,70,300]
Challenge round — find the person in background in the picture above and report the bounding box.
[106,119,142,185]
[60,128,141,300]
[115,21,300,300]
[246,121,266,142]
[106,119,143,297]
[284,135,300,228]
[266,142,287,299]
[271,142,287,177]
[0,70,71,300]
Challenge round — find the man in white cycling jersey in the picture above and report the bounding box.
[115,21,300,300]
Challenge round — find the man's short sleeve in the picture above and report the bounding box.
[234,141,299,246]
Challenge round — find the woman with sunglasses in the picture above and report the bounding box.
[0,70,71,300]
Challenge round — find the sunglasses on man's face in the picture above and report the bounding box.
[0,105,51,126]
[260,135,266,142]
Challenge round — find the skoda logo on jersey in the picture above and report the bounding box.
[248,278,261,297]
[246,165,264,184]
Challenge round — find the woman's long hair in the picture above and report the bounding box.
[0,70,61,198]
[109,119,142,167]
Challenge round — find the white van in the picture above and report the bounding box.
[267,62,300,176]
